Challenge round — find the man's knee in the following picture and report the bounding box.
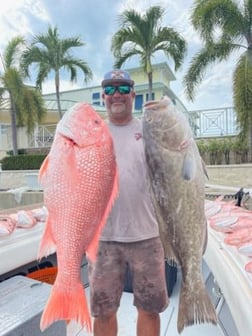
[137,308,159,320]
[94,311,117,323]
[93,312,117,336]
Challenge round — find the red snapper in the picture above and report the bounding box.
[38,102,118,332]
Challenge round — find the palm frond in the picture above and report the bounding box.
[233,50,252,138]
[152,27,187,70]
[61,57,93,83]
[19,88,46,134]
[113,49,143,70]
[191,0,245,43]
[184,42,237,101]
[111,5,186,76]
[20,24,92,118]
[3,36,25,69]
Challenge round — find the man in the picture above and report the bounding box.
[88,69,168,336]
[235,187,244,207]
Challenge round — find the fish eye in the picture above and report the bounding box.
[94,119,100,124]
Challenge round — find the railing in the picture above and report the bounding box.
[0,106,240,151]
[188,106,238,138]
[28,125,56,148]
[44,99,77,111]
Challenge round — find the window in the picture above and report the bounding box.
[0,124,9,147]
[146,92,155,101]
[0,124,8,135]
[92,92,101,106]
[135,95,143,110]
[92,92,100,100]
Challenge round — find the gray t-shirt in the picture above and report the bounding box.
[100,117,159,242]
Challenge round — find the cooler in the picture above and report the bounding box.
[0,275,66,336]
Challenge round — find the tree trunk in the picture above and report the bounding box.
[10,94,18,156]
[147,71,153,101]
[55,71,62,119]
[249,123,252,162]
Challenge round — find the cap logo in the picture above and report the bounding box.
[102,69,134,87]
[110,70,126,79]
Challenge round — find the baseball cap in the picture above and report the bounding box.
[101,69,135,87]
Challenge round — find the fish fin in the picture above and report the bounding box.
[155,210,179,263]
[182,150,196,181]
[40,145,80,186]
[40,280,92,332]
[38,216,56,260]
[161,236,178,265]
[43,145,80,186]
[177,280,217,333]
[86,228,101,262]
[201,157,209,179]
[38,155,50,183]
[202,218,208,255]
[60,145,80,185]
[152,199,179,264]
[86,166,119,261]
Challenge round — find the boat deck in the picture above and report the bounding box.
[1,200,252,335]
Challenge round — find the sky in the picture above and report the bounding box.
[0,0,242,111]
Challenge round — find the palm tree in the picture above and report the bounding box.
[184,0,252,160]
[0,37,46,155]
[21,25,93,119]
[111,5,187,100]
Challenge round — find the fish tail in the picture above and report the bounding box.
[86,167,119,261]
[177,281,217,333]
[40,281,92,332]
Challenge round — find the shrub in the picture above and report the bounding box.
[232,139,249,163]
[1,154,46,170]
[208,139,222,164]
[6,149,27,156]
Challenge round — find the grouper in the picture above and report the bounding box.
[142,96,217,333]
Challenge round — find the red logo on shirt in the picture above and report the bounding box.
[135,133,142,140]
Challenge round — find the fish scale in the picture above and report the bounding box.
[37,102,118,332]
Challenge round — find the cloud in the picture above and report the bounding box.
[0,0,49,43]
[42,78,82,94]
[0,0,239,111]
[0,0,50,73]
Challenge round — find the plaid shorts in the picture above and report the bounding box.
[88,237,169,317]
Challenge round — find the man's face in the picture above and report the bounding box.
[102,81,135,125]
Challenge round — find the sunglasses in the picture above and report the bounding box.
[103,85,132,95]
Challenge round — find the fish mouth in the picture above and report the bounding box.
[57,122,90,147]
[143,100,160,111]
[58,128,76,142]
[143,96,170,111]
[59,133,79,147]
[58,129,100,148]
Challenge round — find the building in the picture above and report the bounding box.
[42,61,187,116]
[0,62,187,158]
